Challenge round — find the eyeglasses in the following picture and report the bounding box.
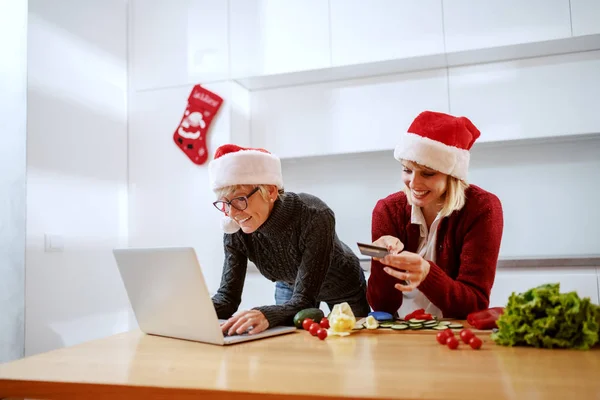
[213,187,260,214]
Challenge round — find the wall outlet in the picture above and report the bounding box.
[44,234,64,252]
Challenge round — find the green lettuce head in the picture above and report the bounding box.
[491,283,600,350]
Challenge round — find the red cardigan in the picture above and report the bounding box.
[367,185,503,318]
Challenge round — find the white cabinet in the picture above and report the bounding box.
[229,0,330,78]
[571,0,600,36]
[250,70,449,159]
[329,0,444,66]
[490,267,600,307]
[449,51,600,142]
[443,0,571,52]
[130,0,229,90]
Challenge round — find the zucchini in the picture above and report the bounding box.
[293,308,325,329]
[432,325,449,330]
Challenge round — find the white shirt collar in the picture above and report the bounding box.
[411,205,444,238]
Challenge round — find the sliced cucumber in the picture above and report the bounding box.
[448,323,464,329]
[408,318,426,323]
[432,325,449,330]
[423,320,438,326]
[437,321,451,326]
[391,324,409,330]
[353,324,365,330]
[410,325,424,330]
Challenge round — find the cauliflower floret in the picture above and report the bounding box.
[327,302,357,337]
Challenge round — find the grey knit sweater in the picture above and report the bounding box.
[211,192,366,328]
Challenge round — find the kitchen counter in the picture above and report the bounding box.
[1,327,599,399]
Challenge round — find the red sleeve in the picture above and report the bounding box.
[419,195,504,318]
[366,199,405,314]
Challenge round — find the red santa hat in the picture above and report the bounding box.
[208,144,283,233]
[394,111,481,180]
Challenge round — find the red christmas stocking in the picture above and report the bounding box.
[173,85,224,165]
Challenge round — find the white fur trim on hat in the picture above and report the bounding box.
[209,150,283,191]
[221,216,241,234]
[394,132,470,180]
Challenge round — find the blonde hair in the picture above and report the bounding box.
[216,184,284,202]
[401,163,469,218]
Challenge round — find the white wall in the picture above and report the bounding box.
[128,0,251,298]
[280,136,600,259]
[0,0,27,363]
[128,82,249,295]
[281,138,600,308]
[26,0,131,356]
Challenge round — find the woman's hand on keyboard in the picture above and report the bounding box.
[221,309,269,336]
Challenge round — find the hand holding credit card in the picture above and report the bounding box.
[356,242,390,258]
[357,242,410,286]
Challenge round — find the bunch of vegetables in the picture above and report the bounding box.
[293,302,358,340]
[491,283,600,350]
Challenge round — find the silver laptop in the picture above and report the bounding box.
[113,246,296,345]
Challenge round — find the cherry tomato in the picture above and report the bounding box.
[469,336,483,350]
[446,336,459,350]
[319,317,330,329]
[317,328,328,340]
[309,322,321,336]
[459,329,474,344]
[302,318,313,331]
[436,331,449,345]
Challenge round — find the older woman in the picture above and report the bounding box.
[208,144,369,335]
[367,111,504,319]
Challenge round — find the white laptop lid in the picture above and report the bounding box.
[113,246,297,346]
[113,247,226,345]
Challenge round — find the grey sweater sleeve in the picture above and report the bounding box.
[211,233,248,319]
[253,210,335,327]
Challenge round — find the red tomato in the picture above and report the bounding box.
[469,336,483,350]
[446,336,459,350]
[302,318,313,331]
[459,329,474,344]
[319,317,330,329]
[309,322,321,336]
[317,328,328,340]
[414,313,433,321]
[436,331,449,345]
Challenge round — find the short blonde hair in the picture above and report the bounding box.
[216,184,284,202]
[401,164,469,218]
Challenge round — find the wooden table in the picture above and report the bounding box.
[1,326,599,399]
